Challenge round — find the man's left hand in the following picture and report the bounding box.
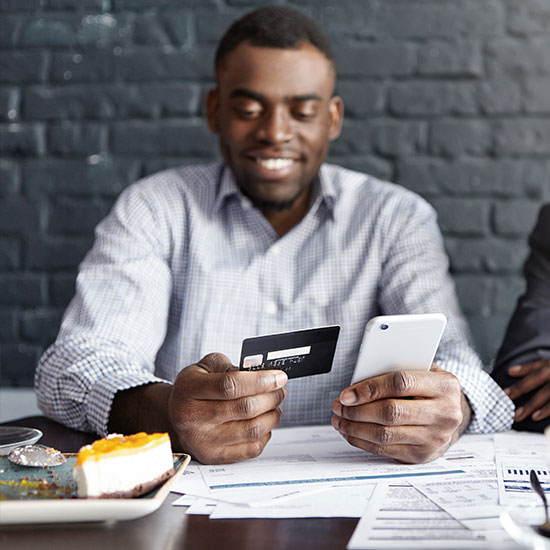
[331,365,471,463]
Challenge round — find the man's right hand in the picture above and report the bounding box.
[168,353,288,464]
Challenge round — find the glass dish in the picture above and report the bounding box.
[0,427,43,456]
[500,503,550,550]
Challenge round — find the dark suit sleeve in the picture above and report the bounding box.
[491,203,550,432]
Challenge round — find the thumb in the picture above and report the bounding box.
[196,352,236,374]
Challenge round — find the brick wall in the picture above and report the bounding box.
[1,0,549,386]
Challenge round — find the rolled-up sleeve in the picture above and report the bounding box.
[35,182,174,435]
[377,195,514,433]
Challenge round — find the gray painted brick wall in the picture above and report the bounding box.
[1,0,549,386]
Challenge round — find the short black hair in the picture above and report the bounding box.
[215,6,335,72]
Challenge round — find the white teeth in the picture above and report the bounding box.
[256,158,294,170]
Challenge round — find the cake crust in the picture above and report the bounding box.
[91,467,174,499]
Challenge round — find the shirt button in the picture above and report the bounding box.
[265,301,278,315]
[241,197,251,210]
[271,244,281,256]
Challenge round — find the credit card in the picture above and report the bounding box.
[239,325,340,379]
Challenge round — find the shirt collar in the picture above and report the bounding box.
[213,164,244,214]
[213,162,337,219]
[314,164,337,218]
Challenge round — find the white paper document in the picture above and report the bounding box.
[438,434,495,464]
[171,464,205,495]
[347,483,516,550]
[170,425,549,543]
[490,431,550,506]
[185,500,217,515]
[171,425,463,511]
[494,432,549,457]
[496,454,550,506]
[172,494,198,507]
[412,433,503,531]
[208,484,375,519]
[172,459,323,505]
[410,462,503,531]
[198,425,462,496]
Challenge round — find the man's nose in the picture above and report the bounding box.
[255,107,293,144]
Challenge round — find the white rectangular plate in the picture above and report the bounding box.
[0,454,190,524]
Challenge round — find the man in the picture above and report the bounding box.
[492,203,550,432]
[35,6,513,465]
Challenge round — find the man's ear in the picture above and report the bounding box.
[328,95,344,141]
[206,88,220,134]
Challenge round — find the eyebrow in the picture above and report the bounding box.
[229,89,322,103]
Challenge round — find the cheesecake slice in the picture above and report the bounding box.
[73,432,174,498]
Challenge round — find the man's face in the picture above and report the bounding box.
[207,41,343,212]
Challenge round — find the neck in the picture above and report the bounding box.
[263,187,312,237]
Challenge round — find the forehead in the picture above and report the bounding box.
[216,41,335,98]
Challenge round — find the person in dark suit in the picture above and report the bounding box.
[492,203,550,432]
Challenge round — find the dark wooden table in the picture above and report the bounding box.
[0,417,357,550]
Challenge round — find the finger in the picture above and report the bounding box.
[222,407,283,446]
[213,387,287,422]
[532,401,550,421]
[504,370,550,400]
[507,360,549,378]
[332,398,428,426]
[338,433,442,464]
[197,352,235,373]
[331,415,436,447]
[332,397,463,430]
[194,432,273,465]
[338,370,461,406]
[514,384,550,421]
[175,363,288,401]
[508,365,530,377]
[196,408,282,461]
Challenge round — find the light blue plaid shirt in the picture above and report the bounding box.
[35,162,514,435]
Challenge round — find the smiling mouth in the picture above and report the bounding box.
[254,158,296,170]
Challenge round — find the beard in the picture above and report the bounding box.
[235,172,313,212]
[245,193,300,212]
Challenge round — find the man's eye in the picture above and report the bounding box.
[293,108,317,121]
[235,108,261,119]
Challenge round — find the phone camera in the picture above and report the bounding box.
[380,324,389,331]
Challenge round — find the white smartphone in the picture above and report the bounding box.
[350,313,447,385]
